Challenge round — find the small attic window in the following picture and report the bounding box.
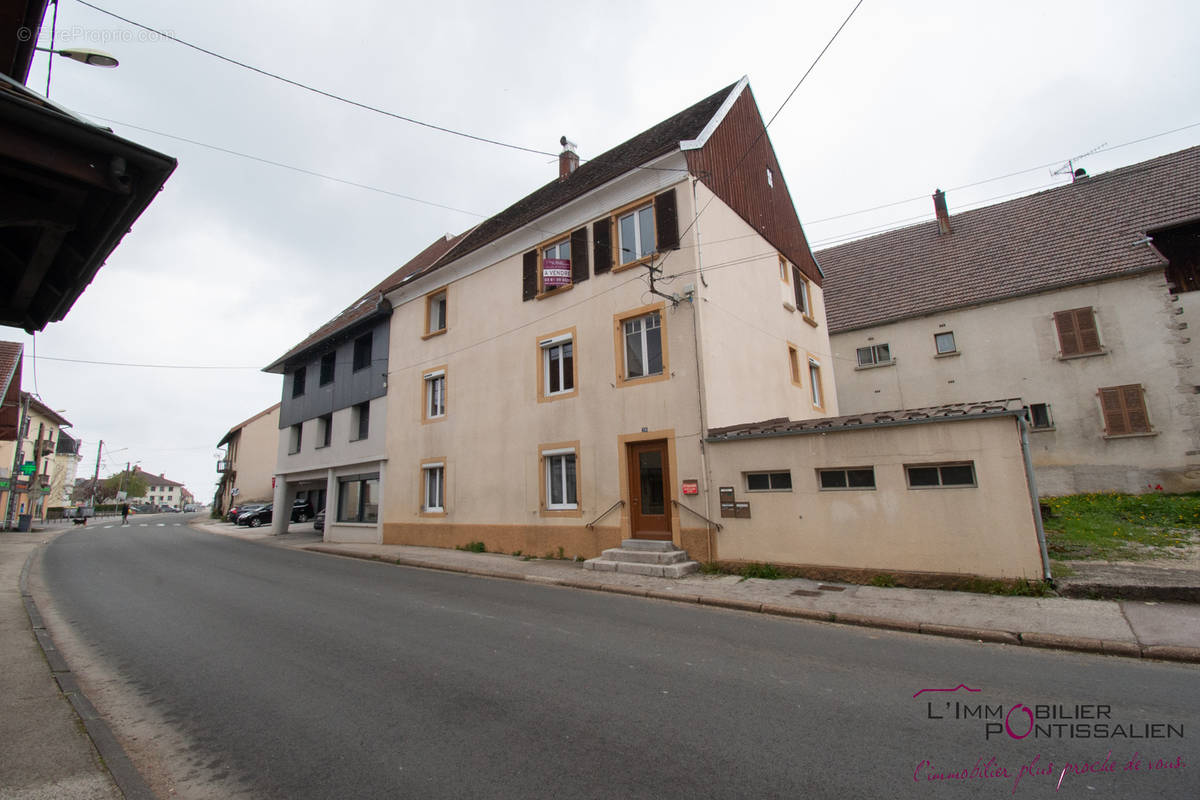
[766,167,774,188]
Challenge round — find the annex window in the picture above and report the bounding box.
[788,344,803,387]
[791,264,811,317]
[539,330,577,400]
[746,471,792,492]
[423,368,446,421]
[288,423,302,454]
[352,402,370,440]
[425,289,448,336]
[857,344,891,367]
[934,331,957,355]
[808,357,824,408]
[422,461,445,514]
[779,255,789,283]
[318,413,332,448]
[337,473,379,523]
[818,467,876,490]
[1098,385,1152,436]
[319,352,335,386]
[618,203,656,267]
[1027,403,1053,430]
[1054,307,1102,357]
[353,333,373,371]
[618,308,666,383]
[906,462,977,488]
[541,446,578,511]
[292,366,306,398]
[524,228,589,300]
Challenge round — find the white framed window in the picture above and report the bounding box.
[623,311,663,379]
[422,462,444,513]
[1027,403,1053,430]
[856,344,891,366]
[791,264,810,316]
[541,333,574,397]
[808,357,823,408]
[352,402,369,440]
[934,331,957,355]
[288,423,302,454]
[541,239,572,291]
[818,467,876,490]
[426,290,447,335]
[617,203,655,266]
[543,448,578,510]
[423,368,446,420]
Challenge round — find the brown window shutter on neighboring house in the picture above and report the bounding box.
[1099,384,1150,436]
[593,219,611,274]
[655,188,680,251]
[523,250,537,301]
[571,227,589,284]
[1055,307,1101,356]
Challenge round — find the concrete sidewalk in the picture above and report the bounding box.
[0,530,124,799]
[193,519,1200,664]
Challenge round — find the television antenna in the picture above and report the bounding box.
[1051,142,1107,182]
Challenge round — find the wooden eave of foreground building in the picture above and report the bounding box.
[0,75,176,332]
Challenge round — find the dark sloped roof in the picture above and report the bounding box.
[706,399,1025,441]
[26,392,70,427]
[0,339,20,395]
[135,467,184,488]
[423,82,737,271]
[818,146,1200,333]
[264,234,463,372]
[265,82,738,373]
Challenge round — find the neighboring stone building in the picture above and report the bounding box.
[819,147,1200,495]
[216,403,281,514]
[264,78,1047,581]
[46,431,82,511]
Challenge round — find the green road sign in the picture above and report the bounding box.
[19,462,36,475]
[0,479,9,489]
[39,486,51,494]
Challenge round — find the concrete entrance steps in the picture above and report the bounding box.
[583,539,700,578]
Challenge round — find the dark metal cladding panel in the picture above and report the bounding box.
[685,87,821,285]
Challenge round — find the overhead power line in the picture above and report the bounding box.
[74,0,558,158]
[32,354,261,370]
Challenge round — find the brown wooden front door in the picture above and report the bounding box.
[628,440,671,540]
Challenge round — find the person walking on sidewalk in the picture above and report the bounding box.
[121,502,129,525]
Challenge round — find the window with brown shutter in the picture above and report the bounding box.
[1054,307,1103,356]
[1098,384,1151,436]
[593,219,611,275]
[522,250,537,301]
[654,189,679,252]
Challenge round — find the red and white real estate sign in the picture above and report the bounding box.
[542,258,571,288]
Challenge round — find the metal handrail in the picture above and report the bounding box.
[585,499,624,529]
[671,499,722,531]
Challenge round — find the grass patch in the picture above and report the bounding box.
[1041,491,1200,561]
[869,573,897,588]
[699,561,783,579]
[456,541,487,553]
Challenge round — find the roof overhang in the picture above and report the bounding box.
[0,74,177,332]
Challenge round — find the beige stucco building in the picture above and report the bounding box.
[820,147,1200,496]
[0,393,71,523]
[264,79,1047,581]
[216,403,281,513]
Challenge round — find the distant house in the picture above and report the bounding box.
[216,403,281,514]
[126,467,190,510]
[818,146,1200,495]
[262,78,1047,581]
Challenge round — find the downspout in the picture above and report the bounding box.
[690,176,715,562]
[1017,415,1052,581]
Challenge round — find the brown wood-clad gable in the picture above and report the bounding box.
[1053,307,1102,356]
[684,86,820,285]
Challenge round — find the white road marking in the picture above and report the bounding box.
[157,523,165,527]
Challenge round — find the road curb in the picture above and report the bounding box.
[297,544,1200,664]
[19,542,156,800]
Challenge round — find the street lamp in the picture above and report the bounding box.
[34,46,119,68]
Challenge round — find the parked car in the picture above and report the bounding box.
[237,504,273,528]
[313,510,324,532]
[291,499,315,522]
[230,502,266,524]
[162,505,180,513]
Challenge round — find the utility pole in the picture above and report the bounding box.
[3,393,32,531]
[90,439,103,507]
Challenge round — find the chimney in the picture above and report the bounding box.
[932,188,952,235]
[559,136,578,180]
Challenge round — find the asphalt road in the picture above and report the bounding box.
[39,517,1197,799]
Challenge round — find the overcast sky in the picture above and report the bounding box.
[12,0,1200,502]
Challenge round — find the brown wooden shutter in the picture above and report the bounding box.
[593,219,612,275]
[1098,387,1128,435]
[1075,308,1101,353]
[571,227,589,284]
[522,250,537,301]
[655,188,679,251]
[1122,385,1150,433]
[1054,310,1081,356]
[1055,307,1101,356]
